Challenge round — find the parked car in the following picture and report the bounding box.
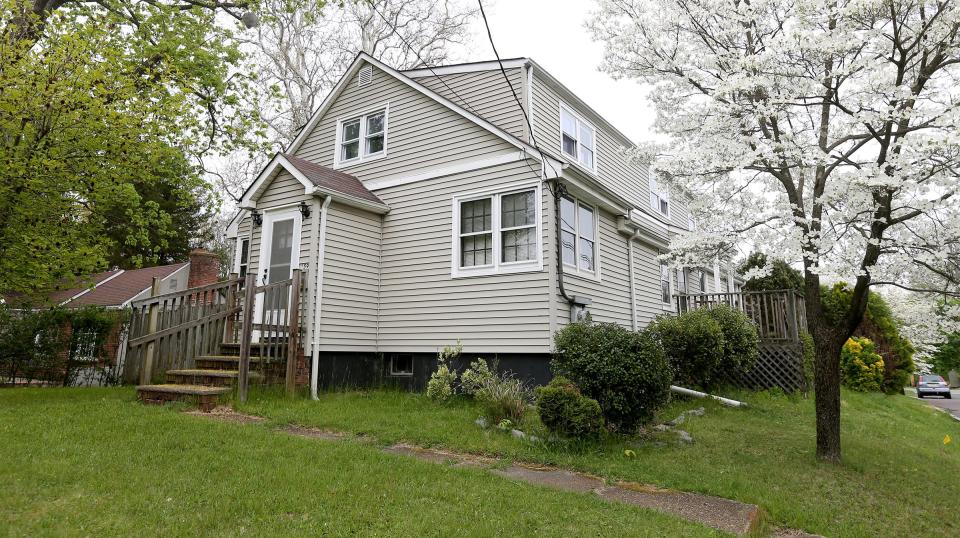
[917,375,952,399]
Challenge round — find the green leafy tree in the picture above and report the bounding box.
[738,252,804,293]
[0,0,265,296]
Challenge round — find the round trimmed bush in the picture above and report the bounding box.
[535,377,604,438]
[650,309,724,389]
[704,304,760,379]
[552,322,672,431]
[840,336,885,392]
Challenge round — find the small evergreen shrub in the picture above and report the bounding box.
[650,310,725,389]
[552,322,672,431]
[459,358,494,396]
[535,377,603,438]
[426,342,462,403]
[704,304,760,379]
[474,370,533,424]
[840,337,885,392]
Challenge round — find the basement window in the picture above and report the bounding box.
[390,355,413,376]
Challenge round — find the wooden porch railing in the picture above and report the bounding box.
[675,289,806,342]
[125,269,304,398]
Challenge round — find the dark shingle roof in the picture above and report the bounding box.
[67,263,187,307]
[282,154,385,205]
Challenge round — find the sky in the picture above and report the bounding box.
[466,0,658,143]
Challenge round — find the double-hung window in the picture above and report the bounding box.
[236,237,250,287]
[659,257,672,304]
[560,105,597,172]
[676,268,688,294]
[650,173,670,217]
[454,186,541,277]
[560,196,597,276]
[337,107,387,165]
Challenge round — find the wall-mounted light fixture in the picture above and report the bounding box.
[250,209,263,227]
[299,201,312,219]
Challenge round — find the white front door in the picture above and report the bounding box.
[256,209,301,329]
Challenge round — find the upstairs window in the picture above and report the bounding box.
[337,107,387,165]
[453,186,542,277]
[560,196,597,275]
[560,105,597,172]
[650,173,670,217]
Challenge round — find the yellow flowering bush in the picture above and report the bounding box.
[840,337,885,392]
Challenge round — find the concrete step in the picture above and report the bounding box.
[165,369,263,387]
[136,384,231,412]
[217,342,288,358]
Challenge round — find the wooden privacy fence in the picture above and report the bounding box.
[124,270,303,397]
[674,290,809,392]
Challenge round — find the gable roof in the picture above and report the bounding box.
[66,263,188,307]
[239,153,389,213]
[283,53,561,172]
[282,154,384,205]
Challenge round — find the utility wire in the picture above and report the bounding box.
[368,3,481,118]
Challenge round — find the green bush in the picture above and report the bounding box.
[459,358,494,396]
[840,337,885,392]
[650,310,725,389]
[799,330,815,393]
[426,342,461,403]
[474,370,532,424]
[535,377,603,438]
[552,322,672,431]
[704,304,760,379]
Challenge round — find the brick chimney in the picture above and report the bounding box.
[188,249,221,288]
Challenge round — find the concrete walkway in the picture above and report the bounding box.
[193,408,823,537]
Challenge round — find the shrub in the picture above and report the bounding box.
[474,370,533,424]
[650,310,725,389]
[459,358,494,396]
[799,330,815,393]
[704,304,760,379]
[535,377,603,438]
[426,342,462,403]
[552,322,672,431]
[840,337,885,392]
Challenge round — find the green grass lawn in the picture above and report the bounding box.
[235,387,960,537]
[0,388,721,537]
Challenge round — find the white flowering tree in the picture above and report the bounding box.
[590,0,960,461]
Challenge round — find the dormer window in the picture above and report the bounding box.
[649,172,670,217]
[336,106,387,166]
[560,105,596,172]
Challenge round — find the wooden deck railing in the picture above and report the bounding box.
[675,290,806,342]
[125,270,304,397]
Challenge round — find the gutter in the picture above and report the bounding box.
[310,195,333,400]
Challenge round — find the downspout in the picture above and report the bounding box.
[550,179,575,305]
[627,228,640,331]
[311,195,333,400]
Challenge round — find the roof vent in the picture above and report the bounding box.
[358,65,373,87]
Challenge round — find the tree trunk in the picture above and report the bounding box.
[804,274,847,463]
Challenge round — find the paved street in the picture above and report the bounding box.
[906,387,960,421]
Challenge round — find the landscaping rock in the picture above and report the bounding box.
[474,417,488,429]
[687,407,706,417]
[510,429,526,440]
[653,424,671,432]
[675,430,694,444]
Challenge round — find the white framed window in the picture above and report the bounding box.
[699,270,707,292]
[560,196,599,278]
[389,355,413,376]
[659,257,672,304]
[452,183,543,278]
[676,268,688,294]
[650,171,670,217]
[235,237,250,287]
[335,105,387,166]
[559,104,597,173]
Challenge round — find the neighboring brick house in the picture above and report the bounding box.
[7,250,221,386]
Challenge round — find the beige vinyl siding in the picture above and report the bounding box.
[294,64,519,184]
[530,71,692,230]
[633,242,669,328]
[316,202,381,352]
[411,68,526,140]
[375,160,552,354]
[246,171,312,285]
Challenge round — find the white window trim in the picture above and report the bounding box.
[659,254,673,307]
[558,102,599,175]
[333,102,389,168]
[389,355,413,377]
[559,195,601,281]
[451,182,543,278]
[233,236,250,278]
[649,168,671,219]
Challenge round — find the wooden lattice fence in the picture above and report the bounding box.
[676,290,809,392]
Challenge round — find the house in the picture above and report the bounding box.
[2,250,221,386]
[226,53,738,390]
